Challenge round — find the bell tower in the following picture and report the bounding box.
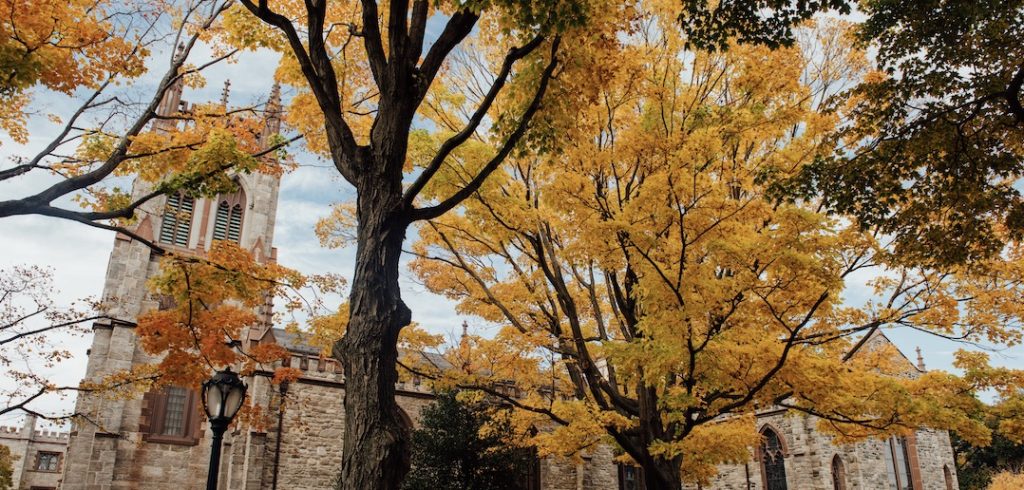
[61,80,284,489]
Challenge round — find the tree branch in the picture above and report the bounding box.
[412,37,561,221]
[403,35,545,206]
[417,10,479,97]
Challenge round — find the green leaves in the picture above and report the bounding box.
[401,391,534,490]
[783,0,1024,266]
[677,0,851,51]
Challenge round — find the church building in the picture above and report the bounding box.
[59,84,960,490]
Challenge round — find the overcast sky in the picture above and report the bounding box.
[1,35,1021,428]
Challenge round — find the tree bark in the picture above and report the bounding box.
[641,456,683,490]
[335,163,413,489]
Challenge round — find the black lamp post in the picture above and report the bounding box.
[202,367,247,490]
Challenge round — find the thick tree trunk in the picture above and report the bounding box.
[642,456,684,490]
[335,174,412,490]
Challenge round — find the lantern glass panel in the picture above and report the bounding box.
[206,383,224,418]
[224,386,244,418]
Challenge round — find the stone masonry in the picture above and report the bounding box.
[0,415,70,489]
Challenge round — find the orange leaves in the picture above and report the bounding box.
[271,367,304,385]
[0,0,146,142]
[135,242,301,388]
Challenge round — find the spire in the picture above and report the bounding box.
[154,43,186,131]
[261,82,283,146]
[459,321,470,372]
[220,79,231,107]
[916,347,926,371]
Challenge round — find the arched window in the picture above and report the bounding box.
[882,436,916,490]
[759,427,788,490]
[212,188,245,243]
[159,191,194,247]
[943,465,954,490]
[831,455,846,490]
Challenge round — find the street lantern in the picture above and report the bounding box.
[202,368,247,490]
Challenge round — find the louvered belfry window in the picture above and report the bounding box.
[212,189,245,243]
[159,191,194,247]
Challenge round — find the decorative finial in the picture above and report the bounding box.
[221,79,231,107]
[916,347,926,371]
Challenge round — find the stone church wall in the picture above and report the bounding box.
[0,416,69,489]
[683,411,958,490]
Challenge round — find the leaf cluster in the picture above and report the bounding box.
[778,0,1024,266]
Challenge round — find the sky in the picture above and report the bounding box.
[1,20,1022,428]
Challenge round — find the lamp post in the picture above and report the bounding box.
[202,367,247,490]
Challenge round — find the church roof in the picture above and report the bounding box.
[267,327,321,356]
[266,327,454,371]
[846,328,925,376]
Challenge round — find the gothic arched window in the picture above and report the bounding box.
[212,188,245,243]
[159,191,194,247]
[759,427,788,490]
[831,455,847,490]
[943,465,954,490]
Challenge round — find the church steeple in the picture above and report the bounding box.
[262,82,282,146]
[154,44,185,131]
[63,81,286,490]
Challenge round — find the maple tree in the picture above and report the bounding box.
[953,407,1024,490]
[0,0,147,144]
[392,9,1024,488]
[225,0,862,486]
[990,471,1024,490]
[0,0,307,431]
[0,0,290,234]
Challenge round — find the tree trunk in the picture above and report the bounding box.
[335,172,412,490]
[642,456,683,490]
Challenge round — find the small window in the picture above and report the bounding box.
[157,294,177,311]
[162,386,189,436]
[159,192,195,247]
[943,465,954,490]
[211,188,245,243]
[617,463,644,490]
[35,451,61,472]
[141,386,201,445]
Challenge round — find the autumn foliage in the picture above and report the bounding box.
[0,0,146,143]
[2,0,1024,489]
[364,5,1024,487]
